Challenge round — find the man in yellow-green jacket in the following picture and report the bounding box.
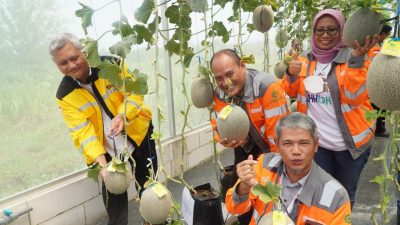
[49,33,157,225]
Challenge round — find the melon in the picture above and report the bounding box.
[140,183,173,224]
[105,171,130,195]
[366,53,400,110]
[274,60,287,79]
[186,0,208,13]
[290,101,297,112]
[275,29,289,48]
[252,5,274,33]
[217,105,250,142]
[258,211,295,225]
[343,8,383,48]
[191,77,214,108]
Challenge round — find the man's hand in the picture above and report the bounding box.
[236,155,258,196]
[95,155,108,182]
[220,137,246,148]
[287,51,302,77]
[109,114,124,136]
[352,35,378,57]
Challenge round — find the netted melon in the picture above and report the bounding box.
[105,169,131,195]
[290,101,297,112]
[366,53,400,110]
[343,8,383,48]
[191,77,214,108]
[186,0,208,13]
[217,105,250,142]
[140,183,173,224]
[275,29,289,48]
[274,60,287,79]
[258,211,295,225]
[252,5,274,33]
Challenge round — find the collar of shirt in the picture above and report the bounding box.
[282,165,311,188]
[73,68,92,86]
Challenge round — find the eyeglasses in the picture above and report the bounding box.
[313,28,339,36]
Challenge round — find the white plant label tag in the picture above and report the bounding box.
[304,76,324,94]
[181,187,194,225]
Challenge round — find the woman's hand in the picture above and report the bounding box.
[352,35,378,57]
[287,51,302,77]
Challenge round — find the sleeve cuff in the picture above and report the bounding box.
[348,55,365,68]
[232,185,249,204]
[285,68,298,82]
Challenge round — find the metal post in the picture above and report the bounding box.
[160,0,176,137]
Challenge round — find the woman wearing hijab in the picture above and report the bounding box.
[282,9,377,207]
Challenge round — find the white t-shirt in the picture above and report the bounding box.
[79,80,135,157]
[306,62,346,151]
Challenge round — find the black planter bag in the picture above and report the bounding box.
[219,165,235,203]
[191,183,224,225]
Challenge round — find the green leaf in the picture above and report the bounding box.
[109,34,137,58]
[133,24,154,45]
[109,157,129,173]
[370,175,385,184]
[251,181,281,204]
[87,162,102,183]
[151,132,162,141]
[124,69,148,95]
[184,48,195,68]
[365,110,379,121]
[111,18,134,37]
[211,21,229,43]
[199,65,211,78]
[98,61,122,87]
[247,24,255,33]
[165,5,180,24]
[214,0,230,8]
[134,0,154,24]
[241,54,255,64]
[75,3,94,35]
[80,38,100,67]
[148,16,161,35]
[165,39,180,56]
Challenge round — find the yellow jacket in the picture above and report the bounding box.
[56,67,152,164]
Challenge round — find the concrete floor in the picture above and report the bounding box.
[94,136,398,225]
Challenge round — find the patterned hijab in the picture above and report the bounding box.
[311,9,345,63]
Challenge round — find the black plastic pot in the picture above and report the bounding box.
[191,183,224,225]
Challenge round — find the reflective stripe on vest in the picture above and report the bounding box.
[341,103,356,113]
[353,127,374,143]
[79,101,98,111]
[102,87,116,100]
[319,180,342,208]
[69,120,89,132]
[264,105,287,118]
[344,84,366,100]
[297,94,307,104]
[251,107,262,113]
[80,136,97,150]
[127,100,141,110]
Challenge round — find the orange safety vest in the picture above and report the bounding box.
[282,48,374,159]
[226,153,352,225]
[212,69,288,152]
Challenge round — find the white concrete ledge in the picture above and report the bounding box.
[0,124,225,225]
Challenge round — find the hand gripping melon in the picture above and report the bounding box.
[217,105,250,142]
[258,211,295,225]
[140,183,173,224]
[252,5,274,33]
[186,0,208,13]
[274,60,287,79]
[366,53,400,111]
[275,29,289,49]
[105,170,131,195]
[343,8,383,48]
[191,77,214,108]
